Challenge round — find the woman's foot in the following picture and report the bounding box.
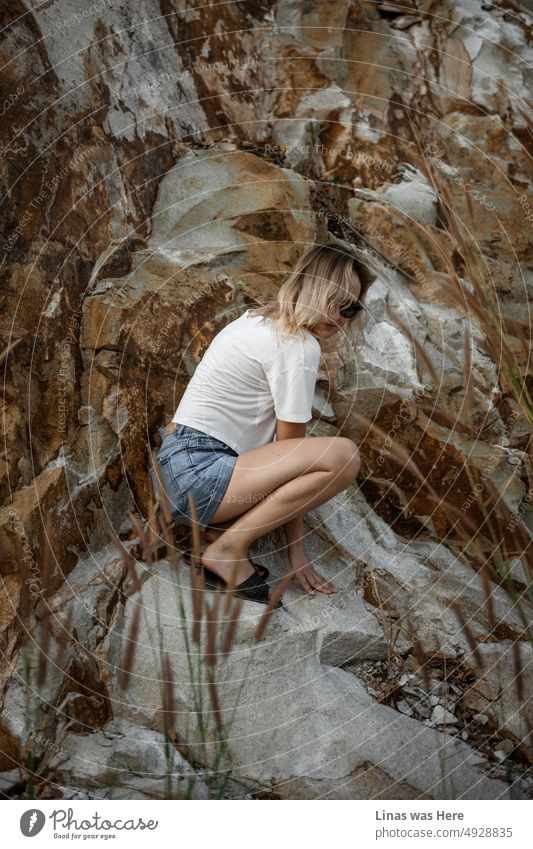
[194,526,269,581]
[199,537,257,587]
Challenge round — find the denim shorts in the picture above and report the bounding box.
[149,424,238,531]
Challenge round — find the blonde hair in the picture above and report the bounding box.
[247,242,372,342]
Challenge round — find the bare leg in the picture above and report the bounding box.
[202,521,233,544]
[189,436,359,591]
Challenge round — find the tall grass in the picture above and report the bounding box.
[12,511,74,798]
[110,451,292,799]
[335,121,533,764]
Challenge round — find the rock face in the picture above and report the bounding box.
[0,0,531,799]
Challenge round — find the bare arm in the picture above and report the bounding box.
[274,419,337,595]
[275,419,307,559]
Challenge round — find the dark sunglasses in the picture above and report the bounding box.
[338,299,363,318]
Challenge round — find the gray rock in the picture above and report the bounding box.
[431,705,458,726]
[463,642,533,745]
[380,165,439,226]
[99,559,525,799]
[45,717,209,800]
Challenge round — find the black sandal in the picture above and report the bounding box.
[182,549,269,579]
[223,569,278,606]
[182,551,279,607]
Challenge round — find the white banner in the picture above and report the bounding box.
[4,799,530,847]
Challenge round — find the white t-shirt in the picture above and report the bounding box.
[172,309,321,454]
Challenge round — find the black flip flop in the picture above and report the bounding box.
[228,569,281,607]
[182,549,269,579]
[182,551,279,607]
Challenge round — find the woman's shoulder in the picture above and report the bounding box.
[242,309,320,360]
[303,327,321,352]
[302,332,321,368]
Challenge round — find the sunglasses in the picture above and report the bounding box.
[338,299,363,318]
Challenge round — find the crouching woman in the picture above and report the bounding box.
[150,242,370,605]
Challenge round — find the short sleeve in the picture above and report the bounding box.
[263,338,321,423]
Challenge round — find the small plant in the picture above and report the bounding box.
[307,120,322,146]
[364,568,404,665]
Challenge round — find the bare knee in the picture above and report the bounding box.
[331,437,360,485]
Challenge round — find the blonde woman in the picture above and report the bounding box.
[151,242,370,605]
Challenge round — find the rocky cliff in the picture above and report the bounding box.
[0,0,531,799]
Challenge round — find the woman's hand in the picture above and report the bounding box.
[288,551,337,596]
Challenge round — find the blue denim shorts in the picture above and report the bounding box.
[149,424,238,531]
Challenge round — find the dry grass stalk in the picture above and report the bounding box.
[160,508,179,571]
[143,464,179,568]
[254,572,294,642]
[35,518,55,686]
[435,272,487,324]
[204,594,221,667]
[221,596,243,655]
[392,313,440,387]
[414,121,528,365]
[413,136,532,422]
[221,558,241,611]
[428,480,528,601]
[478,561,497,633]
[481,476,524,534]
[206,671,223,734]
[190,570,203,647]
[510,639,533,751]
[367,475,413,516]
[512,639,525,703]
[450,507,507,587]
[149,452,178,571]
[150,450,173,529]
[0,336,24,367]
[188,492,202,563]
[450,602,484,672]
[478,477,532,572]
[350,302,531,652]
[463,326,473,426]
[350,411,429,488]
[107,526,135,574]
[317,193,426,290]
[40,513,54,599]
[368,569,402,664]
[464,176,475,221]
[162,650,177,730]
[129,510,154,565]
[187,494,204,645]
[109,520,156,598]
[501,314,530,340]
[416,401,471,436]
[404,618,431,691]
[118,599,141,690]
[512,640,533,752]
[426,493,485,540]
[16,532,30,626]
[36,614,51,688]
[189,568,203,646]
[150,450,172,542]
[527,437,533,495]
[147,493,159,549]
[53,607,74,672]
[222,572,240,617]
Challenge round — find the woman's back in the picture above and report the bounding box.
[172,309,321,454]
